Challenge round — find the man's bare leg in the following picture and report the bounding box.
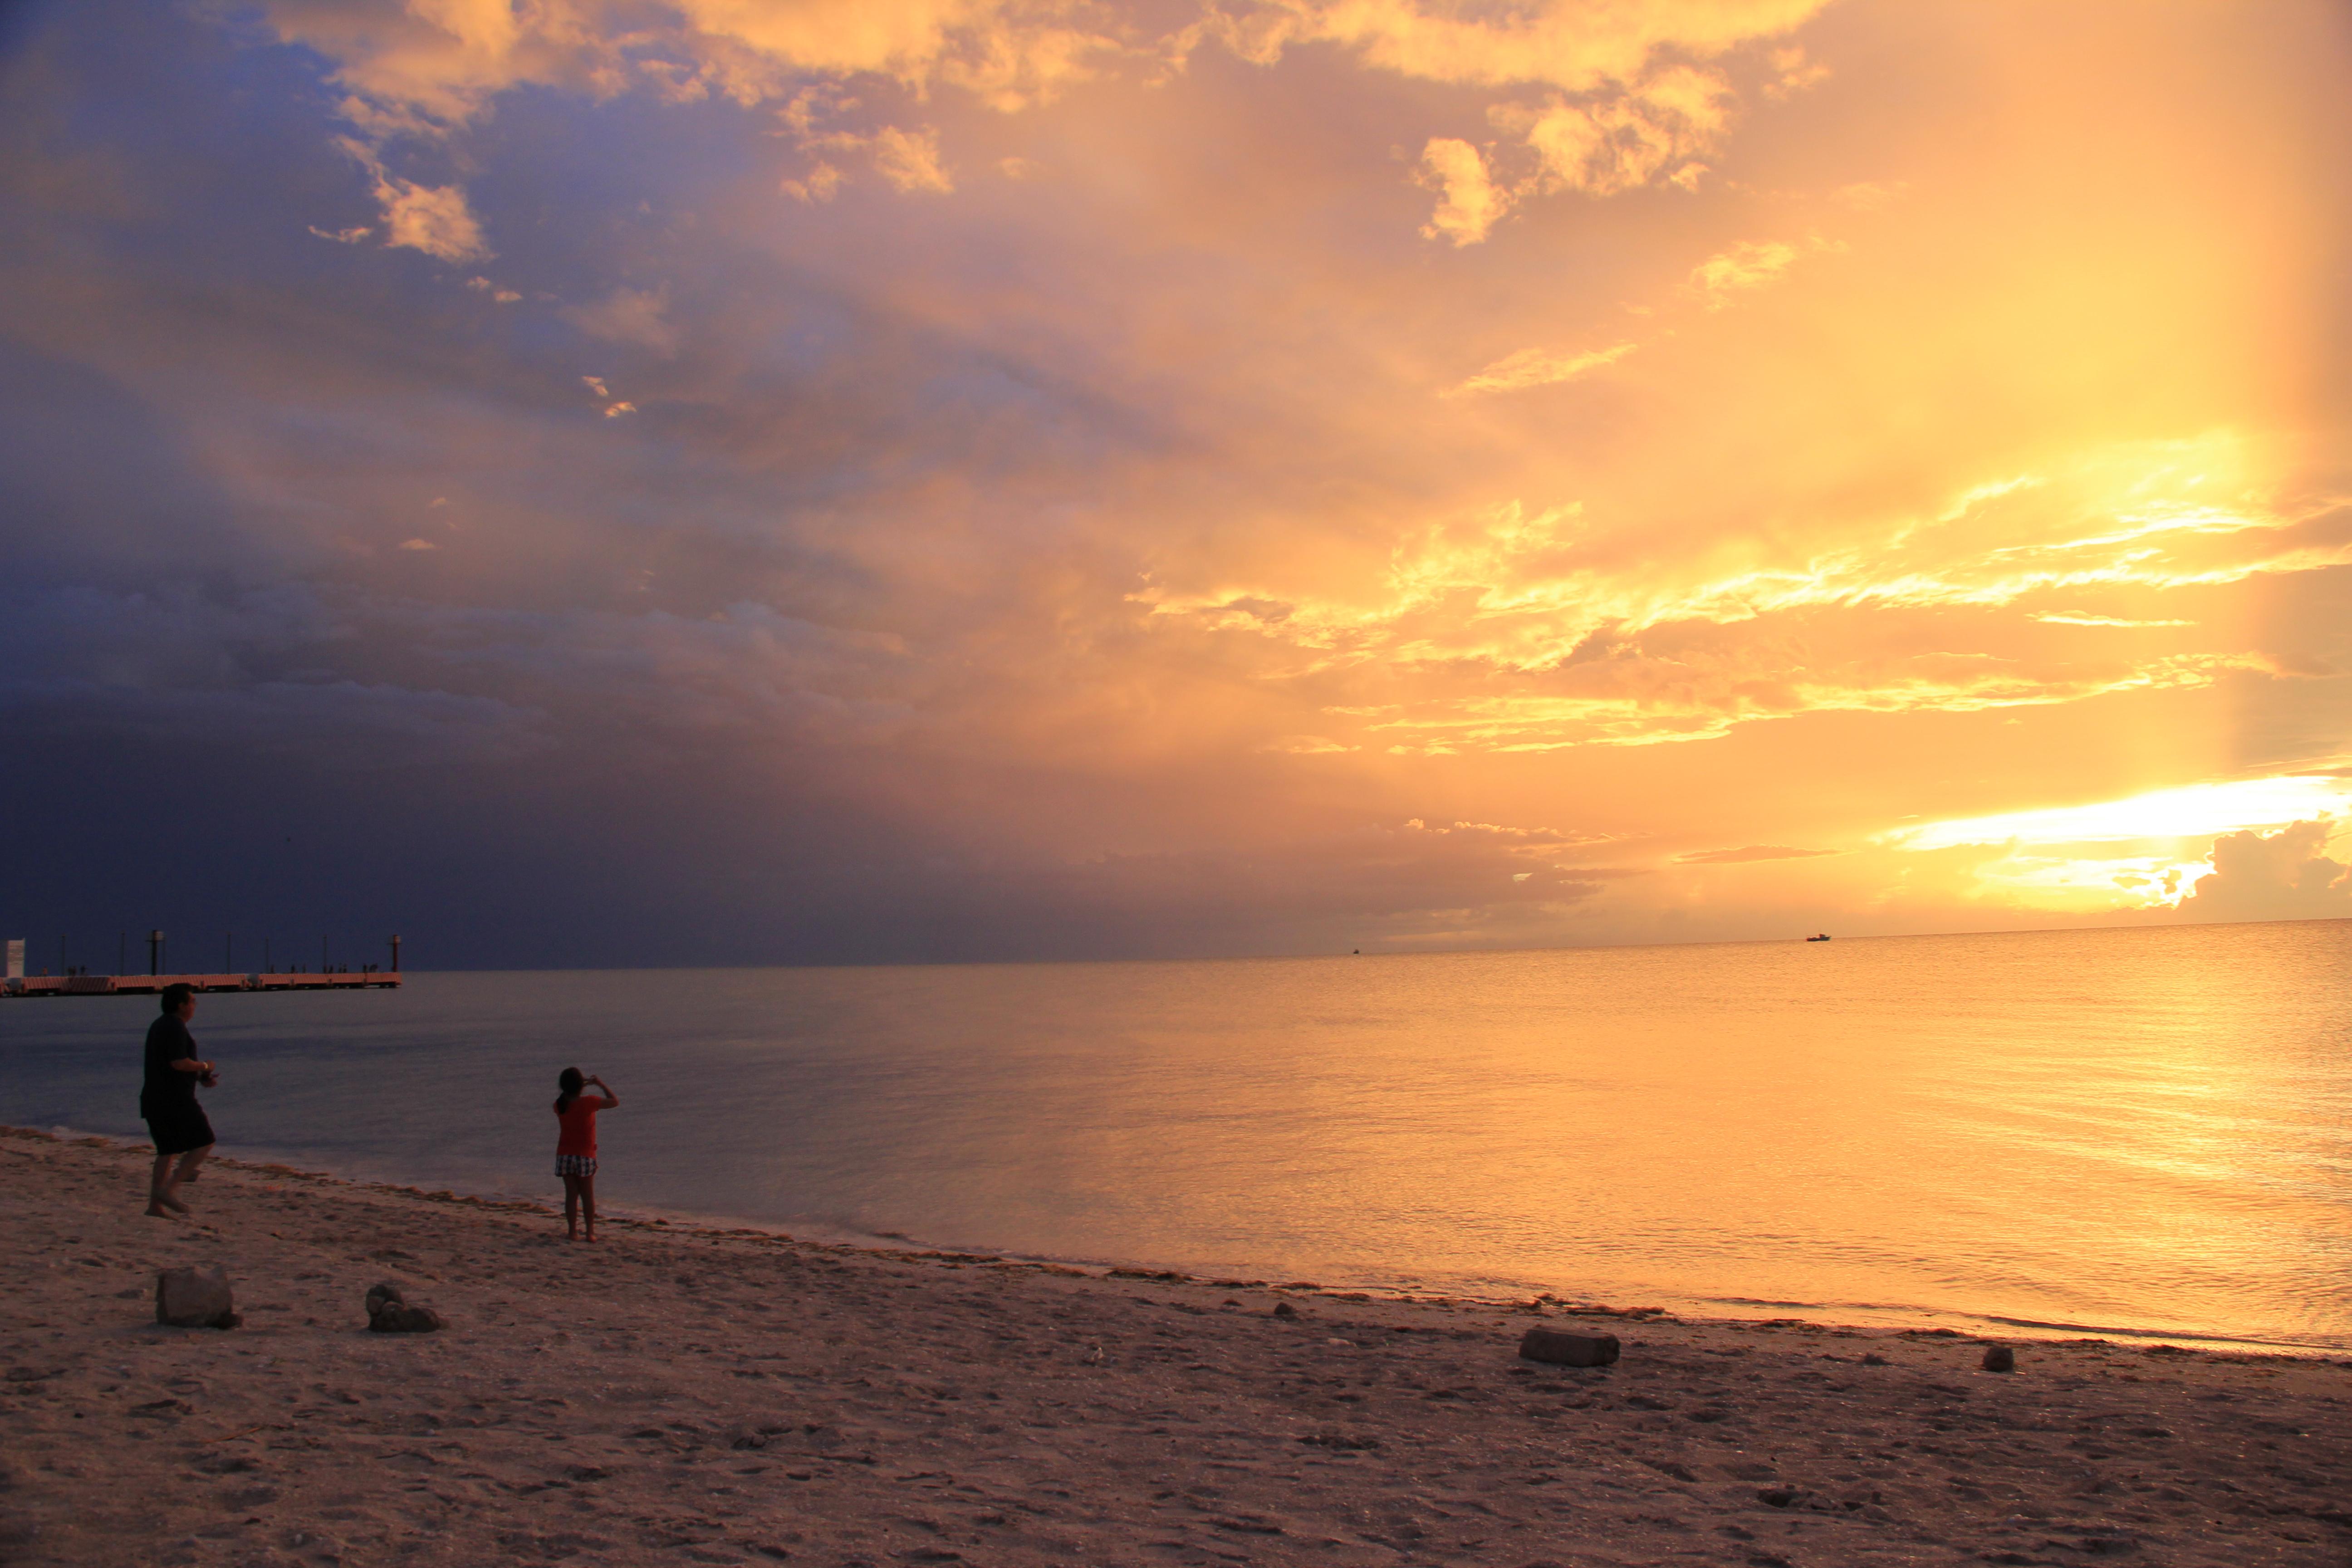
[150,1144,211,1216]
[562,1173,583,1240]
[147,1153,186,1217]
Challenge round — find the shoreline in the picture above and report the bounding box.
[5,1124,2351,1567]
[16,1122,2337,1362]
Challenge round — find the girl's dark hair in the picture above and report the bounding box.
[555,1066,585,1114]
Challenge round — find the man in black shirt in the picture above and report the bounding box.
[142,983,217,1217]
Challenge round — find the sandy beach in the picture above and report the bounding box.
[4,1126,2348,1568]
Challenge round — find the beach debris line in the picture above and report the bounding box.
[365,1280,444,1334]
[155,1264,240,1329]
[1517,1327,1621,1367]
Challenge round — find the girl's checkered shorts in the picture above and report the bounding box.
[556,1154,598,1177]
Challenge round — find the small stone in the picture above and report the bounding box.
[365,1279,444,1333]
[1981,1344,2016,1373]
[154,1266,236,1329]
[1517,1328,1620,1367]
[1271,1301,1298,1318]
[369,1303,444,1333]
[1297,1430,1382,1452]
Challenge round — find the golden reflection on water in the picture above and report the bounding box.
[859,920,2352,1348]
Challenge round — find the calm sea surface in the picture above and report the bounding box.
[5,922,2350,1351]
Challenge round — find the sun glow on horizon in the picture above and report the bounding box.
[1895,776,2352,853]
[1960,853,2210,913]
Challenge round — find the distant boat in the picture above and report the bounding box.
[1805,932,1832,942]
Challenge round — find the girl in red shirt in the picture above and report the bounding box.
[554,1067,620,1242]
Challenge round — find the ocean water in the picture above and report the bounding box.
[5,921,2350,1352]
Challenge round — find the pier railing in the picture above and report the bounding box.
[1,971,401,998]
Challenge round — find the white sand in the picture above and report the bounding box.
[4,1126,2349,1568]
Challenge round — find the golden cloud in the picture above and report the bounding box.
[1135,432,2335,753]
[1282,0,1827,95]
[264,0,1832,248]
[1676,844,1838,863]
[1415,137,1507,246]
[1446,341,1637,398]
[336,137,493,261]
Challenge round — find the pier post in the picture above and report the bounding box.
[390,934,402,973]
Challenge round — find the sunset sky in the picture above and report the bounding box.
[2,0,2348,967]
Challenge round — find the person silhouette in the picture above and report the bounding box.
[141,984,217,1218]
[553,1067,620,1241]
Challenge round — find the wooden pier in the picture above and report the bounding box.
[1,971,401,999]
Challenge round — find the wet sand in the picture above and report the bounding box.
[4,1125,2349,1567]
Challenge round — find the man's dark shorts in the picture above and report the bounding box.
[145,1104,215,1157]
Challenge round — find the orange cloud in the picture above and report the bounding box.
[1415,137,1506,245]
[1688,237,1801,307]
[2178,819,2352,921]
[336,137,492,261]
[563,287,681,354]
[263,0,1833,250]
[1676,844,1838,863]
[1279,0,1826,94]
[1446,342,1637,397]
